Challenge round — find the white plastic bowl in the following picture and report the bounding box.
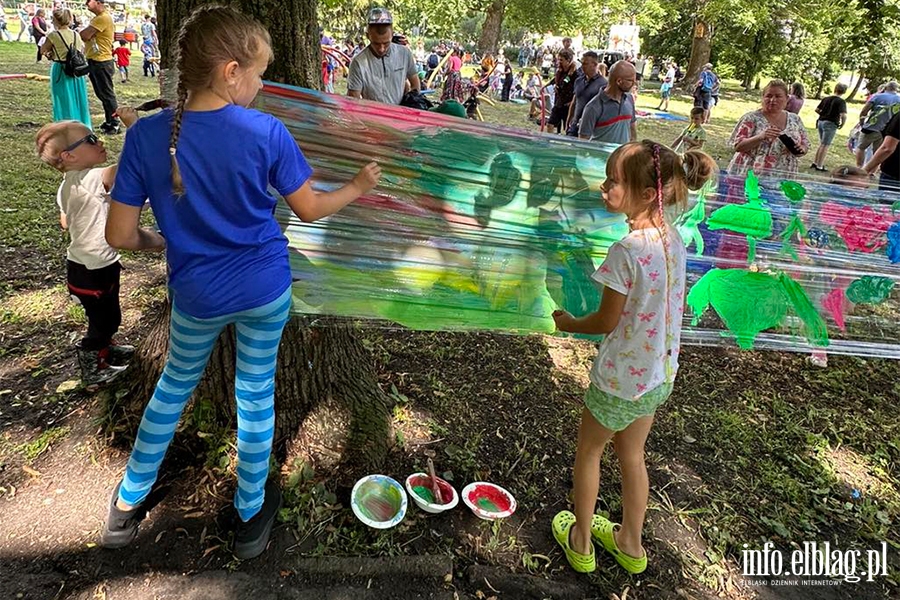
[405,473,459,514]
[461,481,517,520]
[350,474,407,529]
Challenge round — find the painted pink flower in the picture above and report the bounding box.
[636,383,647,393]
[649,271,660,281]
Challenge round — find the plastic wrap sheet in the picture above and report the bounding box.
[256,82,900,358]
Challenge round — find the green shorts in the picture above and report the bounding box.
[584,381,674,432]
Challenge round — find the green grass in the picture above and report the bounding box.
[16,426,70,461]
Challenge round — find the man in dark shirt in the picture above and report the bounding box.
[811,83,848,171]
[566,51,607,136]
[547,48,577,134]
[864,110,900,191]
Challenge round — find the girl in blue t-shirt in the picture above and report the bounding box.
[102,5,380,559]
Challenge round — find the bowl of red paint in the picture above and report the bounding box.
[405,473,459,514]
[461,482,517,520]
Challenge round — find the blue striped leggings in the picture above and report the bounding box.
[118,287,292,522]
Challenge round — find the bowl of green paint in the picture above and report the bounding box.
[461,482,516,520]
[405,473,459,514]
[350,474,408,529]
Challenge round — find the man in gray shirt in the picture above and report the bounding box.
[578,60,637,145]
[348,8,420,105]
[566,51,607,136]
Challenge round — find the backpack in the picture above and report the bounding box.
[700,70,716,92]
[58,31,89,78]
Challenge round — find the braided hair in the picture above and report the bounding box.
[168,5,272,196]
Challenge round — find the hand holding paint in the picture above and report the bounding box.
[352,162,382,194]
[427,457,444,505]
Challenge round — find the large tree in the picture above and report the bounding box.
[114,0,393,476]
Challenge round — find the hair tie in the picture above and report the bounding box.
[683,160,691,178]
[169,147,177,156]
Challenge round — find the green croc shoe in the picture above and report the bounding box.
[552,511,596,573]
[591,514,647,574]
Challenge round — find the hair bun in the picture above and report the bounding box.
[682,150,717,191]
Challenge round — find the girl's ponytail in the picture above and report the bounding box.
[169,81,187,196]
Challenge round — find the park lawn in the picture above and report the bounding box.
[1,40,899,600]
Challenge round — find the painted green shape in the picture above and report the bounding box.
[892,200,900,214]
[687,268,828,350]
[780,180,807,204]
[779,214,808,260]
[476,496,501,511]
[777,273,829,347]
[676,180,713,256]
[846,276,896,304]
[687,269,788,349]
[706,171,773,263]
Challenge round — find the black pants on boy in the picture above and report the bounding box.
[67,260,122,351]
[143,58,155,77]
[87,59,119,128]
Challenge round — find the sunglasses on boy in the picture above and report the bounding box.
[63,133,100,153]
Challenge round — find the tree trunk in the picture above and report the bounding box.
[114,0,391,479]
[847,70,865,102]
[684,19,712,87]
[155,0,321,89]
[477,0,506,55]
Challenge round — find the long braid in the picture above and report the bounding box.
[169,81,188,195]
[651,144,675,381]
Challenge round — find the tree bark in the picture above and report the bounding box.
[847,70,865,102]
[155,0,320,89]
[113,0,391,478]
[477,0,506,55]
[684,19,712,87]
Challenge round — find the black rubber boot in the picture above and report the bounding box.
[233,479,282,560]
[101,481,145,549]
[107,341,136,365]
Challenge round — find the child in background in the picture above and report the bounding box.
[140,39,155,77]
[34,118,140,388]
[656,75,672,112]
[102,5,380,560]
[112,40,131,83]
[551,141,716,574]
[672,107,707,152]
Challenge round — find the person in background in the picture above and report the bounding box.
[810,83,847,172]
[347,8,419,105]
[727,79,810,176]
[855,81,900,167]
[548,48,577,134]
[656,62,674,112]
[863,109,900,191]
[693,63,718,124]
[112,39,131,83]
[672,107,707,152]
[0,12,13,42]
[579,60,637,145]
[41,8,92,127]
[786,82,805,114]
[140,38,156,77]
[32,9,48,62]
[566,51,606,137]
[81,0,120,134]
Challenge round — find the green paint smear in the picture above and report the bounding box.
[413,485,435,503]
[780,180,807,203]
[687,268,828,349]
[476,497,501,512]
[707,171,773,263]
[355,480,402,522]
[846,276,895,304]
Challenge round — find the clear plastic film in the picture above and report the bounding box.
[251,82,900,359]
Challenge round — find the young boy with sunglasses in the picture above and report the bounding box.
[35,117,142,388]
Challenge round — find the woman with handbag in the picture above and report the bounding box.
[41,9,92,129]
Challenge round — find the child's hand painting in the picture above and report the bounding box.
[117,107,139,128]
[552,309,573,332]
[353,162,382,194]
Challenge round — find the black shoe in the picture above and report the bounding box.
[76,344,127,388]
[100,122,121,135]
[101,481,145,548]
[233,479,282,560]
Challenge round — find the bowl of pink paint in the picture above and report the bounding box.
[461,482,517,520]
[405,473,459,514]
[350,474,408,529]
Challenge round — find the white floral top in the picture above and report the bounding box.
[727,109,810,176]
[590,227,687,400]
